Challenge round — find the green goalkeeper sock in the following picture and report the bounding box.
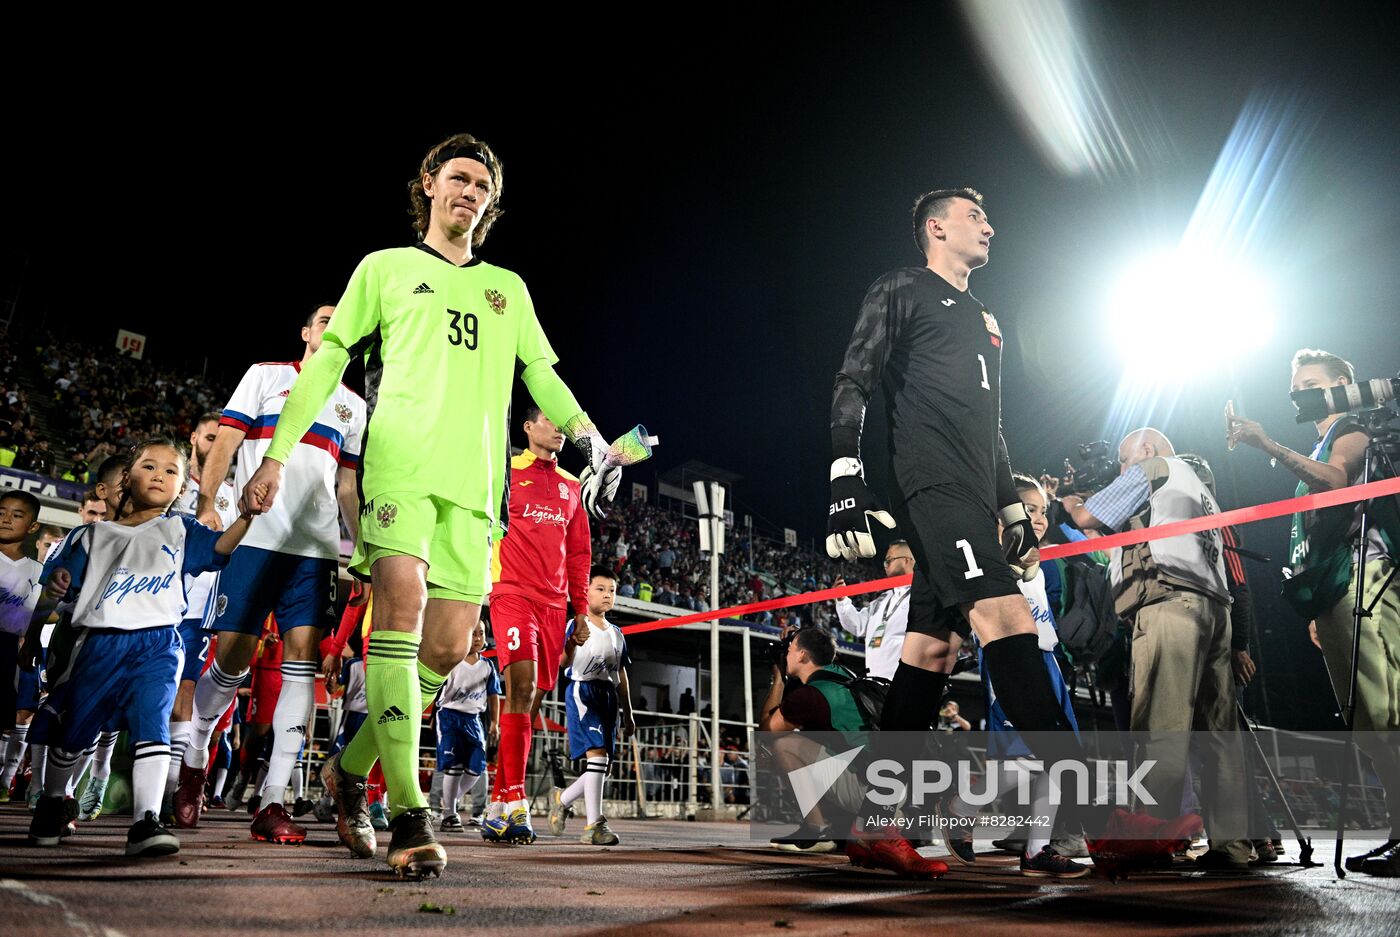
[342,655,450,777]
[364,631,425,819]
[418,659,448,700]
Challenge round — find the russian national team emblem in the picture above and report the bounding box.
[558,481,570,500]
[217,495,230,512]
[485,289,507,314]
[335,403,353,424]
[215,594,229,618]
[377,503,398,529]
[982,309,1002,348]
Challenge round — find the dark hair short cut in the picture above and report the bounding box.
[590,566,617,583]
[1291,348,1354,384]
[0,490,41,517]
[408,133,504,247]
[912,187,984,254]
[794,628,836,667]
[523,404,544,424]
[81,487,102,504]
[305,303,335,329]
[197,411,222,427]
[96,456,126,485]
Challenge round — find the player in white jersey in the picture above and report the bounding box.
[548,567,634,846]
[0,491,42,802]
[434,619,500,832]
[23,438,256,857]
[156,412,240,821]
[175,305,365,847]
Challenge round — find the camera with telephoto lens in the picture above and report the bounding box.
[1291,373,1400,423]
[1068,440,1120,494]
[768,627,800,669]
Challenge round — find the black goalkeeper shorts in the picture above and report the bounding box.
[896,483,1020,638]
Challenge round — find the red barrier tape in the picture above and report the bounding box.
[617,475,1400,638]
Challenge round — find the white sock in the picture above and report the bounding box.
[291,763,304,800]
[258,661,315,802]
[68,746,98,796]
[167,721,192,792]
[441,769,462,816]
[456,771,478,814]
[29,744,47,792]
[485,799,505,820]
[582,757,607,825]
[186,661,247,769]
[132,742,171,819]
[90,731,120,782]
[213,765,229,797]
[560,770,587,807]
[1,723,28,787]
[44,747,86,799]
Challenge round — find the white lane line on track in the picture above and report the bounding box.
[0,878,132,937]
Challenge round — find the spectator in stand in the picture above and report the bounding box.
[78,489,108,525]
[658,544,676,571]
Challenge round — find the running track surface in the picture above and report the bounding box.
[1,808,1395,936]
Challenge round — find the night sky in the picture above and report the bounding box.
[3,3,1397,727]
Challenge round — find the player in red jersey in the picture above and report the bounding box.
[480,406,591,844]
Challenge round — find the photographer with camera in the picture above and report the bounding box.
[761,627,947,877]
[1227,348,1400,876]
[1060,427,1252,869]
[831,542,914,680]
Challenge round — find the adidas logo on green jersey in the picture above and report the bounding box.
[377,706,409,725]
[413,283,434,294]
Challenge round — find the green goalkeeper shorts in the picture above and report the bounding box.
[354,492,493,603]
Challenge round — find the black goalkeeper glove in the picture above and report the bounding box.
[998,502,1038,579]
[826,458,896,561]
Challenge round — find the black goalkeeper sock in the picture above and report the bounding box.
[879,662,949,732]
[980,633,1083,754]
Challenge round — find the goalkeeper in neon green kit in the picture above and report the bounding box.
[242,133,620,877]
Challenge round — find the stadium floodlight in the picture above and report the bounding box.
[1106,250,1276,373]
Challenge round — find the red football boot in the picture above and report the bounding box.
[173,763,207,830]
[250,802,307,845]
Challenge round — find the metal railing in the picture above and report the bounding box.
[289,698,1389,834]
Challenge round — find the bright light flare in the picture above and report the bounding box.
[1107,251,1276,375]
[959,0,1160,179]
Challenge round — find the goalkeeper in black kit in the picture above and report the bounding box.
[827,187,1080,748]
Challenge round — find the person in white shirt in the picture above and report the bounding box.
[22,437,254,857]
[175,306,365,847]
[548,567,635,846]
[161,412,239,818]
[433,620,501,833]
[0,490,42,801]
[831,541,914,679]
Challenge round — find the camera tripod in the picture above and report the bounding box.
[1328,408,1400,877]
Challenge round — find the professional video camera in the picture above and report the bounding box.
[1066,440,1120,494]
